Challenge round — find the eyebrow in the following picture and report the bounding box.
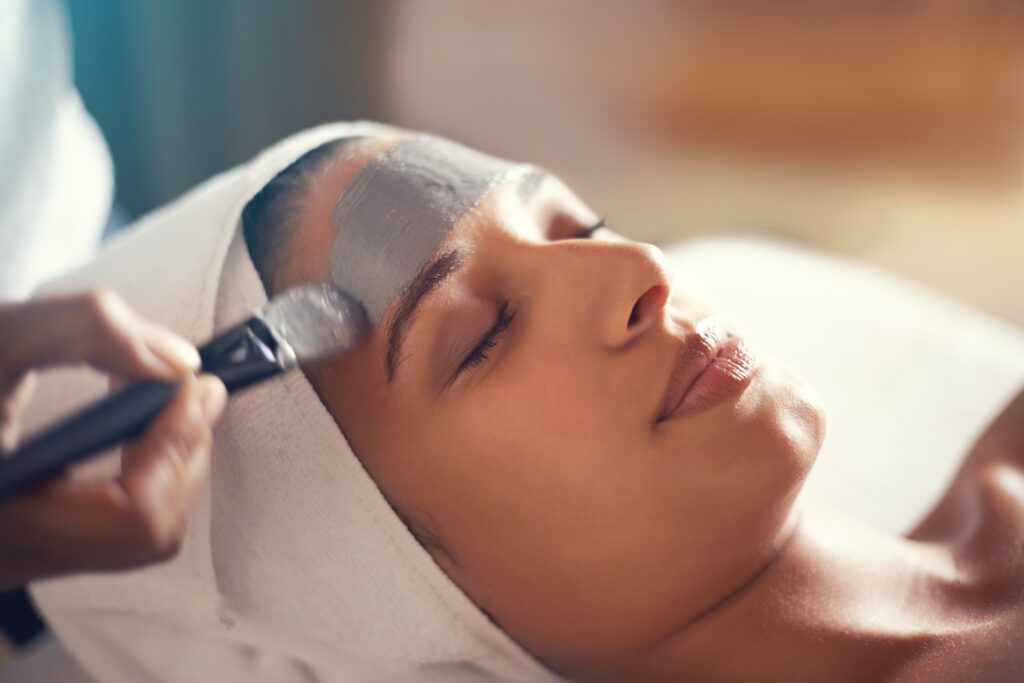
[385,248,466,381]
[383,169,550,382]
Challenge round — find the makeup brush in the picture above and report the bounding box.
[0,283,368,502]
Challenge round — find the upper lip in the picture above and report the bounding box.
[656,318,729,422]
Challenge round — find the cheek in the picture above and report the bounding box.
[409,352,644,565]
[437,363,628,521]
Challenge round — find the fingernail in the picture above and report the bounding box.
[148,330,200,375]
[164,334,202,372]
[196,377,227,422]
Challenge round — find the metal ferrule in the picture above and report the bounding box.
[197,315,296,394]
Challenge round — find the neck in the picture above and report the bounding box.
[627,504,997,683]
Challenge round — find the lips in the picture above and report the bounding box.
[656,318,756,423]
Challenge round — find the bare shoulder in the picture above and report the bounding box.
[895,617,1024,683]
[909,386,1024,542]
[900,387,1024,681]
[971,385,1024,468]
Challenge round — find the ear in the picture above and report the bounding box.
[401,509,493,612]
[414,524,464,584]
[426,544,498,625]
[424,541,459,578]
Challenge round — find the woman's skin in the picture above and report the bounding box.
[266,134,1024,682]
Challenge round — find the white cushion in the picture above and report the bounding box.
[667,238,1024,533]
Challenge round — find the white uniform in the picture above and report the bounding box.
[0,0,112,299]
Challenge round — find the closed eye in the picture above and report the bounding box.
[451,302,517,382]
[447,216,604,386]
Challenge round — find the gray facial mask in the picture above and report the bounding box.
[330,135,515,323]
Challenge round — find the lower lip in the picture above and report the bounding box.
[667,337,756,420]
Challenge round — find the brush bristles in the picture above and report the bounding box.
[263,284,369,362]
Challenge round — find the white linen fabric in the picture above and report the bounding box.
[23,121,562,683]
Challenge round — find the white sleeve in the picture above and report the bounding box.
[0,0,113,300]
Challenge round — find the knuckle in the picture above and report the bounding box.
[163,416,211,465]
[81,289,121,332]
[84,287,119,316]
[81,289,151,363]
[132,506,185,560]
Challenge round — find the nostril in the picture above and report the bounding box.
[628,300,641,327]
[628,285,668,328]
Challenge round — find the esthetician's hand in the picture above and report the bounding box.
[0,290,227,589]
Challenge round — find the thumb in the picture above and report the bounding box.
[0,377,229,579]
[117,376,227,558]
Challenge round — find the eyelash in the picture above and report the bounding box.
[454,217,603,379]
[575,216,606,239]
[457,302,517,375]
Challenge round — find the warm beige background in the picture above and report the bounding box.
[64,1,1024,324]
[386,1,1024,324]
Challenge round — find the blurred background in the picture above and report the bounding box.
[60,0,1024,324]
[388,0,1024,326]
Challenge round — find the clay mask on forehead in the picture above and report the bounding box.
[330,135,516,323]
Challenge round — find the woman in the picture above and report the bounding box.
[21,123,1023,683]
[239,130,1024,682]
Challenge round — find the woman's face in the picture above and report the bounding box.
[281,135,825,673]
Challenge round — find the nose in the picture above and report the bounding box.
[535,239,673,349]
[599,242,671,348]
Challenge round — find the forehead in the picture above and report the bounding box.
[330,136,518,323]
[279,136,401,291]
[288,135,528,313]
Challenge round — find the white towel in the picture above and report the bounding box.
[25,121,562,683]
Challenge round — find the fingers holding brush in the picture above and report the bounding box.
[0,290,226,588]
[0,290,202,454]
[0,376,226,589]
[119,375,226,560]
[0,289,200,385]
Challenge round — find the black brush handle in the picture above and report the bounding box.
[0,317,284,503]
[0,380,179,500]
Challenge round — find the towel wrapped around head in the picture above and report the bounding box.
[25,121,562,683]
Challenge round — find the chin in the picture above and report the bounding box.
[786,370,827,466]
[745,362,826,495]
